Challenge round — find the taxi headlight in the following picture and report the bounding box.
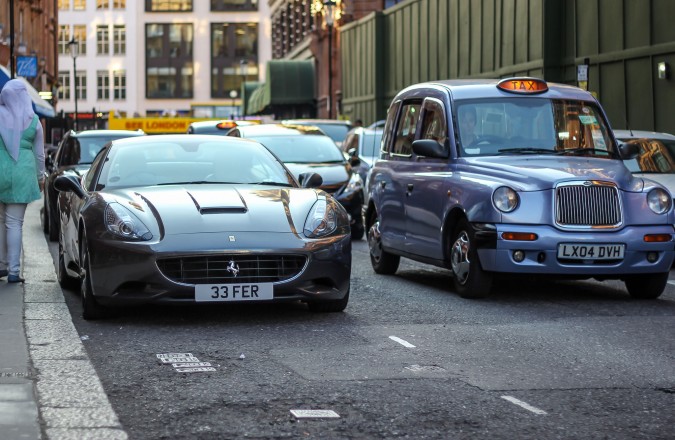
[344,173,363,195]
[647,188,671,214]
[493,186,519,213]
[104,202,152,240]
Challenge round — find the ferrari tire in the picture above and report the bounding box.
[47,207,59,242]
[41,195,49,234]
[308,288,349,313]
[368,212,400,274]
[450,218,492,299]
[80,236,109,320]
[625,272,668,299]
[57,241,79,290]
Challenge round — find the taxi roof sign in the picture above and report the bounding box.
[497,78,548,94]
[216,121,238,130]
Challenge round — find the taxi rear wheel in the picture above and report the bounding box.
[624,272,668,299]
[368,212,400,274]
[450,218,492,299]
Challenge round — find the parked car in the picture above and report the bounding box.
[615,129,675,197]
[228,123,365,240]
[341,126,383,182]
[280,119,353,147]
[364,77,674,299]
[187,119,258,134]
[41,129,146,241]
[54,134,351,320]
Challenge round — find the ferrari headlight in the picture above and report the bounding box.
[647,188,671,214]
[343,173,363,195]
[104,202,152,240]
[304,197,346,238]
[493,186,519,213]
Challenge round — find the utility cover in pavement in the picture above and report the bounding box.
[290,410,340,419]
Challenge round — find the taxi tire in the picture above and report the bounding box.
[368,212,400,274]
[80,235,109,320]
[450,218,492,299]
[308,288,349,313]
[625,272,668,299]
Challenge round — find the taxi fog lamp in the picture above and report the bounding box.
[647,252,659,263]
[647,188,671,214]
[643,234,672,242]
[493,187,519,212]
[502,232,537,241]
[512,250,525,262]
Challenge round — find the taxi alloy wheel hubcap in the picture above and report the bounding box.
[368,220,383,261]
[451,231,471,285]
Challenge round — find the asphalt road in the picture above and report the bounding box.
[47,238,675,440]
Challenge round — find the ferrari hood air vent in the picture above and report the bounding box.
[187,189,248,214]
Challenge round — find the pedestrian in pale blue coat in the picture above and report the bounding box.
[0,79,46,283]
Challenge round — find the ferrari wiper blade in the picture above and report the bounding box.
[157,181,239,185]
[252,181,294,187]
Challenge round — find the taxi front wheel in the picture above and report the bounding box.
[450,218,492,299]
[624,272,668,299]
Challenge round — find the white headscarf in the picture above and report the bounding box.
[0,79,36,162]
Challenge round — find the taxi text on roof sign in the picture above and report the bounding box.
[497,78,549,94]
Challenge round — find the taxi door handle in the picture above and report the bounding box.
[406,183,414,195]
[380,181,386,189]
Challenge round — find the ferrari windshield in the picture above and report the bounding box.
[99,138,295,188]
[456,98,617,158]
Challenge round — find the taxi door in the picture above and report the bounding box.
[403,97,452,260]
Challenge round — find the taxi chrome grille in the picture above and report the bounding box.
[157,255,307,284]
[555,182,622,227]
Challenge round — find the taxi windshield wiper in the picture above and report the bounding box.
[559,148,618,158]
[498,147,557,155]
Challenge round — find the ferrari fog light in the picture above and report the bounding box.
[647,252,659,263]
[513,250,525,262]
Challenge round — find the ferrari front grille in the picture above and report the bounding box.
[157,254,307,284]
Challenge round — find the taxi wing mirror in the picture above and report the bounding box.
[412,139,449,159]
[618,141,639,160]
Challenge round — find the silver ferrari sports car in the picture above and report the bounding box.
[54,135,352,320]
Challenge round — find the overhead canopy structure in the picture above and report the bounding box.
[0,65,56,118]
[247,60,315,115]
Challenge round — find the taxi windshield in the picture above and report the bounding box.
[456,98,617,158]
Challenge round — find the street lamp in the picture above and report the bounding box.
[323,1,337,119]
[229,89,238,119]
[68,38,79,131]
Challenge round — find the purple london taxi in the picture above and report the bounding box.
[364,77,674,299]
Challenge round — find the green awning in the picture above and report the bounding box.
[241,81,261,116]
[247,60,315,115]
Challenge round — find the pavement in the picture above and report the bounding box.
[0,201,127,440]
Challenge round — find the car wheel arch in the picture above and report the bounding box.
[442,207,468,264]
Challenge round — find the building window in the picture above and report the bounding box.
[73,25,87,55]
[58,26,71,55]
[75,71,87,100]
[73,0,85,10]
[97,0,109,9]
[97,25,110,55]
[97,71,110,100]
[211,0,257,12]
[58,71,70,100]
[146,23,194,98]
[113,71,126,100]
[211,23,258,98]
[113,25,126,55]
[113,0,126,8]
[58,0,70,10]
[145,0,192,11]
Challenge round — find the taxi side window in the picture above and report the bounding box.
[381,101,400,155]
[392,102,421,156]
[420,99,447,145]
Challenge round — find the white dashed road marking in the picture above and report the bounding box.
[501,396,548,415]
[389,336,416,348]
[667,281,675,286]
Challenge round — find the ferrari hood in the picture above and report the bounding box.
[110,185,320,235]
